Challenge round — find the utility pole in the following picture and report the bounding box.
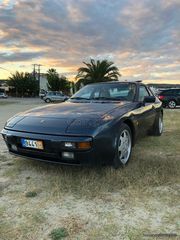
[32,64,36,81]
[37,64,41,83]
[32,64,42,90]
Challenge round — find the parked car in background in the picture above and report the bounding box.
[158,88,180,108]
[0,92,8,98]
[43,91,69,103]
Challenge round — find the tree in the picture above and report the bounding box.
[59,75,71,93]
[47,68,60,91]
[8,71,39,97]
[75,59,121,88]
[47,68,71,93]
[24,73,39,96]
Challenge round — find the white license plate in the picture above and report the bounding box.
[21,139,44,150]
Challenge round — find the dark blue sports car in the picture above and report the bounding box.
[1,81,163,168]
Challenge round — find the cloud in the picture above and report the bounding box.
[0,51,45,62]
[0,0,179,83]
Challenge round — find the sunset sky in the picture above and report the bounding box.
[0,0,180,84]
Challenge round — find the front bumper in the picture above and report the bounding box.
[1,129,111,166]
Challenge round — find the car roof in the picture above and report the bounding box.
[161,88,180,91]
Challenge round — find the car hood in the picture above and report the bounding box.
[5,101,131,135]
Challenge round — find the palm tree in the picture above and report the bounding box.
[47,68,60,91]
[8,71,39,97]
[47,68,71,93]
[75,59,121,88]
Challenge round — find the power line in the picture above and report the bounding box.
[0,66,12,73]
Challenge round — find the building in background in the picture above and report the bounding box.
[39,73,75,95]
[0,80,9,93]
[39,73,48,91]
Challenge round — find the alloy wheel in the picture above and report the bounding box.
[118,129,132,164]
[168,100,176,109]
[159,115,163,134]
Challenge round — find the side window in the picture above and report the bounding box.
[165,90,172,95]
[138,86,150,102]
[173,89,180,95]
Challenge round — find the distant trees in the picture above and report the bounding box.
[75,59,121,89]
[7,60,120,97]
[47,68,70,93]
[8,71,39,97]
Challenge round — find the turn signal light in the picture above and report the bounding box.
[77,142,92,150]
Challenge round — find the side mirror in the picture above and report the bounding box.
[143,96,156,103]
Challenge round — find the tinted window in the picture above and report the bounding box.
[177,89,180,95]
[161,89,178,95]
[173,89,180,95]
[138,86,150,101]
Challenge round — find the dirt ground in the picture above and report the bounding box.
[0,98,180,240]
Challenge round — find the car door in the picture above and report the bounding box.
[136,85,156,134]
[54,92,59,101]
[57,93,64,101]
[51,92,57,101]
[175,89,180,105]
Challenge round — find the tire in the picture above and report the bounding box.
[152,112,163,136]
[113,123,132,169]
[45,98,51,103]
[168,100,176,109]
[162,103,167,108]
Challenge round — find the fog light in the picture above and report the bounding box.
[11,144,17,151]
[77,142,92,150]
[62,152,74,159]
[64,142,76,148]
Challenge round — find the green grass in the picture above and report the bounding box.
[50,228,68,240]
[0,109,180,240]
[0,101,17,106]
[25,191,38,198]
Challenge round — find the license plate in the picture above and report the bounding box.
[21,139,44,150]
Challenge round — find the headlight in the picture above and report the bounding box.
[62,141,92,150]
[5,116,22,128]
[64,142,76,148]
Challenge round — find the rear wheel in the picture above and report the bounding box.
[168,100,176,109]
[113,123,132,169]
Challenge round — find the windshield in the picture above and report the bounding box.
[70,83,136,101]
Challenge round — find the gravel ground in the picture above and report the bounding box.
[0,99,179,240]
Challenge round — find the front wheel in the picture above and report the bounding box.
[113,123,132,169]
[152,112,163,136]
[45,98,51,103]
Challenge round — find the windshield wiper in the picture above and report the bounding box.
[70,97,90,100]
[91,97,121,101]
